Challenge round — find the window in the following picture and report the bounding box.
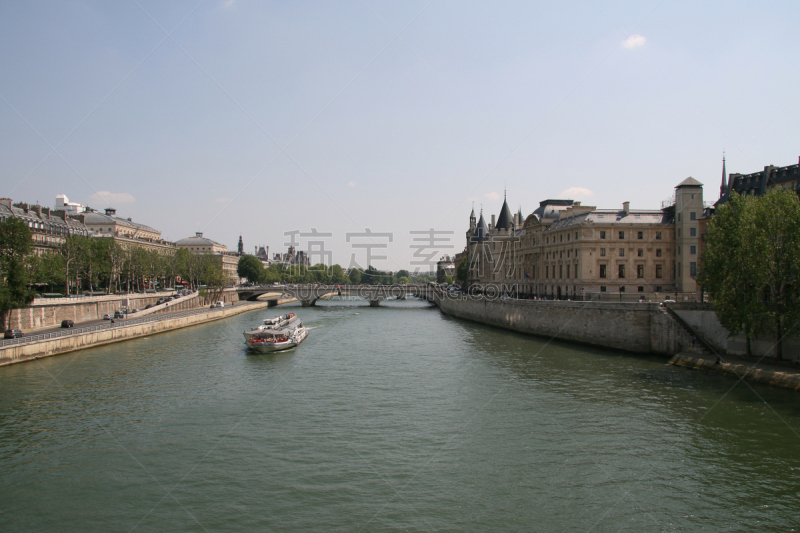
[637,264,644,278]
[637,249,643,257]
[637,231,643,240]
[618,264,625,278]
[600,286,607,292]
[575,231,578,239]
[656,248,662,258]
[600,248,606,257]
[545,266,549,279]
[690,245,696,255]
[656,231,662,240]
[690,212,696,221]
[600,264,607,278]
[600,231,606,239]
[620,286,625,292]
[678,213,681,222]
[690,227,697,237]
[619,248,625,257]
[656,286,662,292]
[638,286,644,292]
[619,231,625,239]
[678,246,681,255]
[560,235,563,242]
[678,262,682,276]
[690,262,697,278]
[559,265,563,278]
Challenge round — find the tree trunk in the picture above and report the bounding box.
[776,318,783,360]
[746,334,752,357]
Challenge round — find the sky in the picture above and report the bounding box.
[1,0,799,272]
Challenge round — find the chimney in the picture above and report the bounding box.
[573,201,581,207]
[105,208,116,216]
[491,214,496,228]
[127,217,132,222]
[0,198,11,208]
[33,205,42,216]
[196,232,203,238]
[622,201,630,214]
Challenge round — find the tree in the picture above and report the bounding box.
[748,189,800,359]
[0,218,35,328]
[348,268,362,284]
[699,189,800,359]
[237,255,263,284]
[456,258,467,283]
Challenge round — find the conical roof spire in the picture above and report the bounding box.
[495,191,514,230]
[471,207,489,242]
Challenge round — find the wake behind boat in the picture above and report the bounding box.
[243,313,300,342]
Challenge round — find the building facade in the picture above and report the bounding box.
[0,199,90,254]
[463,178,704,301]
[175,232,239,285]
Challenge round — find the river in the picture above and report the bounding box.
[1,299,798,531]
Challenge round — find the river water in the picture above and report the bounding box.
[1,299,798,531]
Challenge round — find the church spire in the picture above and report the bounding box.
[719,150,727,200]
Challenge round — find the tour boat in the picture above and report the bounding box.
[243,313,300,342]
[245,324,308,353]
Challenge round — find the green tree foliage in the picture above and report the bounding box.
[699,189,800,358]
[348,268,362,284]
[237,255,264,283]
[456,258,467,283]
[0,218,35,328]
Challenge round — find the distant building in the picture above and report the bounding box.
[82,207,174,254]
[717,156,800,203]
[436,256,455,283]
[0,198,89,254]
[54,194,86,214]
[175,232,238,285]
[273,246,310,267]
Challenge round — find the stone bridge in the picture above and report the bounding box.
[236,284,436,307]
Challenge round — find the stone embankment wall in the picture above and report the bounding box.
[435,295,696,356]
[9,294,168,331]
[670,304,800,362]
[8,289,244,332]
[0,301,271,366]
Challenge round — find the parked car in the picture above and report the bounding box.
[144,304,154,310]
[660,299,676,307]
[215,301,225,308]
[4,329,24,339]
[114,311,125,319]
[61,320,75,328]
[103,314,112,320]
[131,309,140,313]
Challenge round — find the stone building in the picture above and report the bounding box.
[718,157,800,202]
[81,207,175,254]
[464,178,705,301]
[176,232,239,285]
[0,198,90,254]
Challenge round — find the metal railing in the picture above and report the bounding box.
[0,301,260,350]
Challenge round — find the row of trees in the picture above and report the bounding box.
[0,215,231,327]
[699,189,800,359]
[24,237,226,296]
[236,255,435,286]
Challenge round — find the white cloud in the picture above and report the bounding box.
[88,191,135,205]
[622,34,646,49]
[484,191,500,200]
[558,187,594,199]
[348,180,357,187]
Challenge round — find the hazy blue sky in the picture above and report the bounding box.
[2,0,798,271]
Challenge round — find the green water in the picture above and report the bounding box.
[1,300,798,531]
